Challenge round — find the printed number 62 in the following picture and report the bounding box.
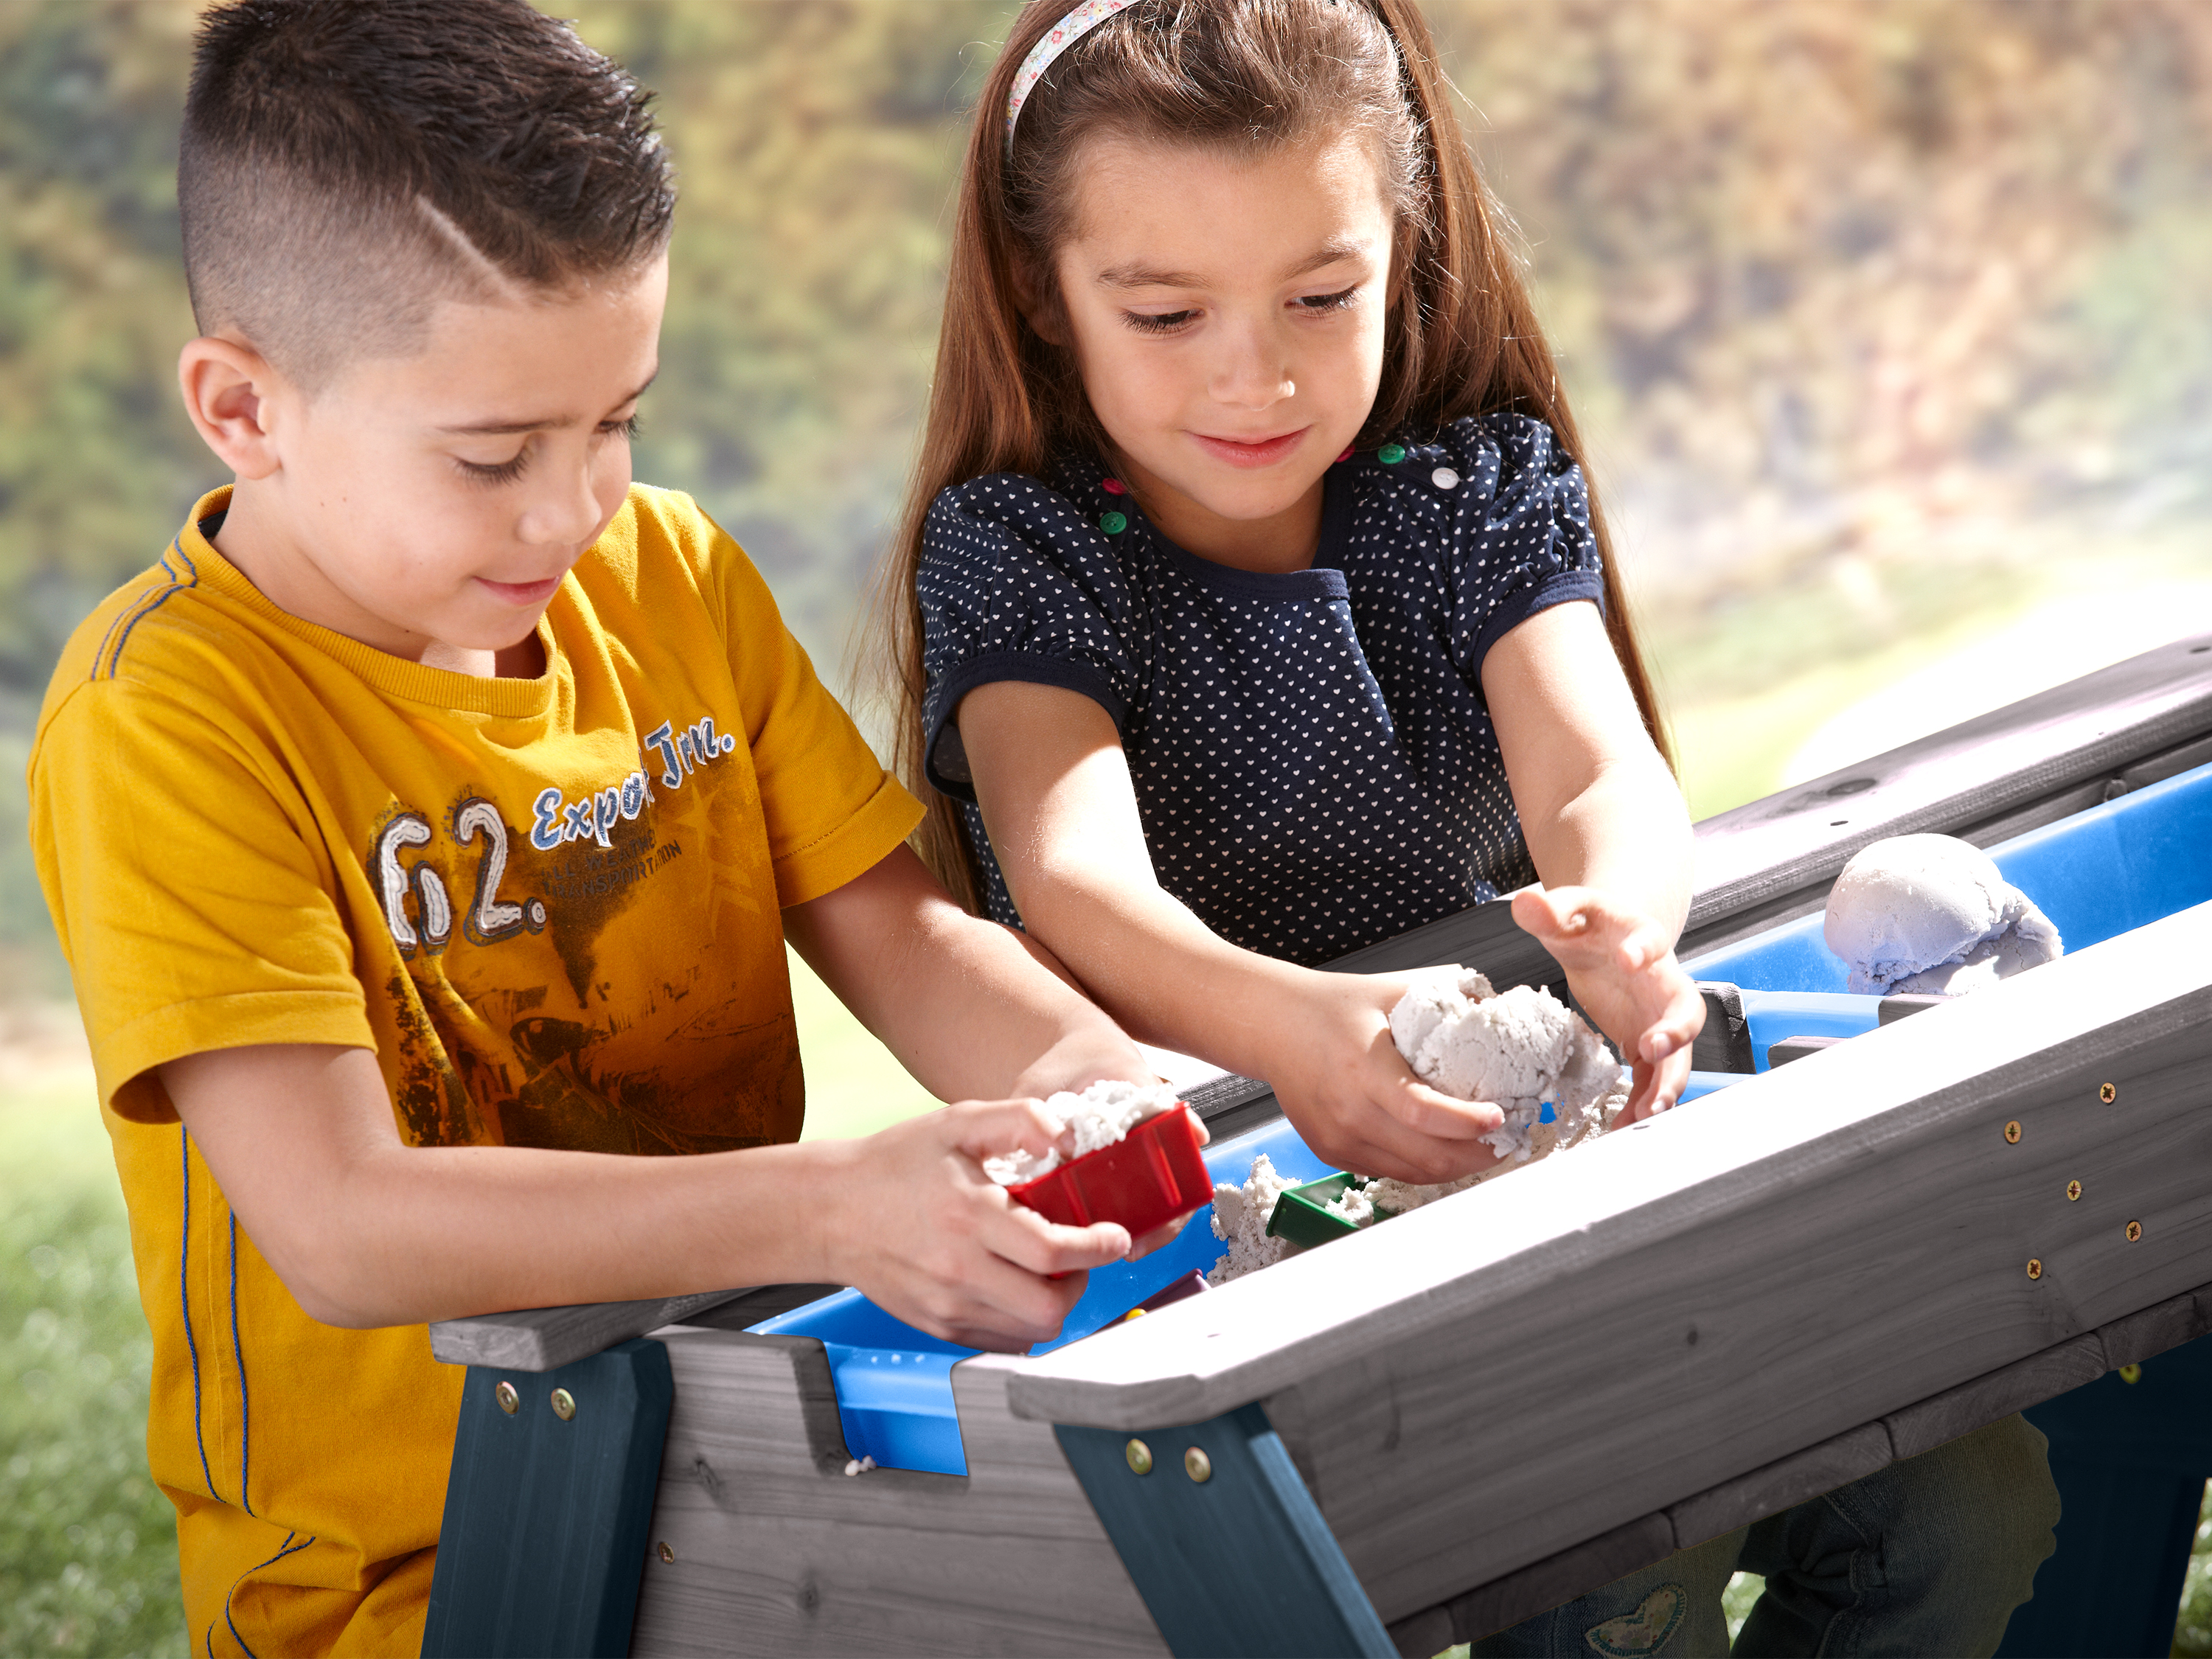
[375,798,545,956]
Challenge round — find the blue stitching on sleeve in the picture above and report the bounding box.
[99,539,200,681]
[229,1211,254,1517]
[212,1528,314,1659]
[181,1128,220,1501]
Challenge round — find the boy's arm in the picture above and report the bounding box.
[780,843,1147,1103]
[956,682,1505,1185]
[162,1040,1130,1349]
[1481,599,1705,1116]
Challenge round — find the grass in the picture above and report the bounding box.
[1,1076,187,1658]
[0,945,932,1659]
[5,518,2209,1653]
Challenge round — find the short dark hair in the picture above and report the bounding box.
[180,0,676,388]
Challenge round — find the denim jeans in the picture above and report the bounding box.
[1472,1413,2059,1658]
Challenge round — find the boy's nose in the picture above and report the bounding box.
[521,457,608,549]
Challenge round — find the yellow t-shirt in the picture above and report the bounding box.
[27,483,923,1655]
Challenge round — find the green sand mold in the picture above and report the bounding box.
[1265,1172,1399,1252]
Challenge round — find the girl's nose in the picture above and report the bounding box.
[1208,319,1295,411]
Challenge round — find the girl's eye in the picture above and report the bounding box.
[1294,285,1360,314]
[458,450,529,486]
[1124,309,1198,335]
[599,413,642,440]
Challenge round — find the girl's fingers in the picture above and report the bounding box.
[1385,1078,1506,1141]
[950,1096,1067,1163]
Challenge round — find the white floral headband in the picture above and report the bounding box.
[1004,0,1131,150]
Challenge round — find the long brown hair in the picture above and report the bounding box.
[873,0,1672,911]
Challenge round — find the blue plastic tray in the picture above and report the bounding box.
[1684,758,2212,993]
[748,1114,1335,1475]
[760,758,2212,1473]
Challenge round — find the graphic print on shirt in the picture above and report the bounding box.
[367,708,796,1155]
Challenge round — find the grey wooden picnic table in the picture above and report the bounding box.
[422,633,2212,1659]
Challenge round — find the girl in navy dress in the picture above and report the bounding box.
[877,4,2055,1647]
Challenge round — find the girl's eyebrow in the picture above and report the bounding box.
[1093,237,1371,293]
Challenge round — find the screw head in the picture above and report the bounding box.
[2099,1082,2117,1104]
[2126,1220,2143,1242]
[2026,1258,2043,1280]
[493,1380,520,1416]
[2066,1180,2082,1202]
[1184,1447,1213,1484]
[2003,1120,2022,1144]
[657,1541,675,1564]
[1124,1438,1152,1475]
[551,1388,577,1422]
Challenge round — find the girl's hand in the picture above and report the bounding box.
[1265,972,1508,1184]
[819,1099,1135,1352]
[1509,884,1703,1121]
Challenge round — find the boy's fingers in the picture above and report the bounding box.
[985,1204,1131,1278]
[1129,1208,1203,1260]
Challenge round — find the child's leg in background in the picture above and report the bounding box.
[1733,1413,2057,1657]
[1472,1413,2057,1657]
[1472,1530,1745,1658]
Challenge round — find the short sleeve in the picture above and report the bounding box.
[28,684,372,1121]
[916,476,1143,801]
[1444,414,1606,683]
[705,517,925,908]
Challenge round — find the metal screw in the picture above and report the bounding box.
[2003,1121,2022,1144]
[2118,1364,2143,1385]
[493,1380,520,1416]
[1124,1438,1153,1476]
[657,1542,675,1564]
[2066,1180,2082,1202]
[2099,1082,2117,1104]
[2026,1258,2043,1280]
[1184,1447,1213,1484]
[2126,1220,2143,1242]
[551,1388,577,1422]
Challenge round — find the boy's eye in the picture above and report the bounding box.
[1294,285,1360,314]
[1124,309,1198,335]
[458,450,530,486]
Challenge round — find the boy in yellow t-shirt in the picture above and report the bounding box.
[25,2,1179,1652]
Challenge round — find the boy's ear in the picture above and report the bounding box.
[178,336,288,481]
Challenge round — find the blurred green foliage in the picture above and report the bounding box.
[1,1082,186,1658]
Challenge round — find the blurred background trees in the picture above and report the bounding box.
[3,6,2210,1652]
[4,0,2209,994]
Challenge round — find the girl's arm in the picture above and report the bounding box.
[1482,599,1705,1113]
[958,680,1506,1184]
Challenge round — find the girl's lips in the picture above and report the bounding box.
[478,574,564,606]
[1190,428,1310,469]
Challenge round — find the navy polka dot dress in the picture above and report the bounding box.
[919,413,1604,967]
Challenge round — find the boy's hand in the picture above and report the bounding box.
[818,1099,1137,1353]
[1511,884,1703,1121]
[1263,973,1506,1185]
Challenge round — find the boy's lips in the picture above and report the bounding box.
[1189,428,1310,469]
[477,574,565,606]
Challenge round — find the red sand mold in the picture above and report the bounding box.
[1006,1104,1212,1237]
